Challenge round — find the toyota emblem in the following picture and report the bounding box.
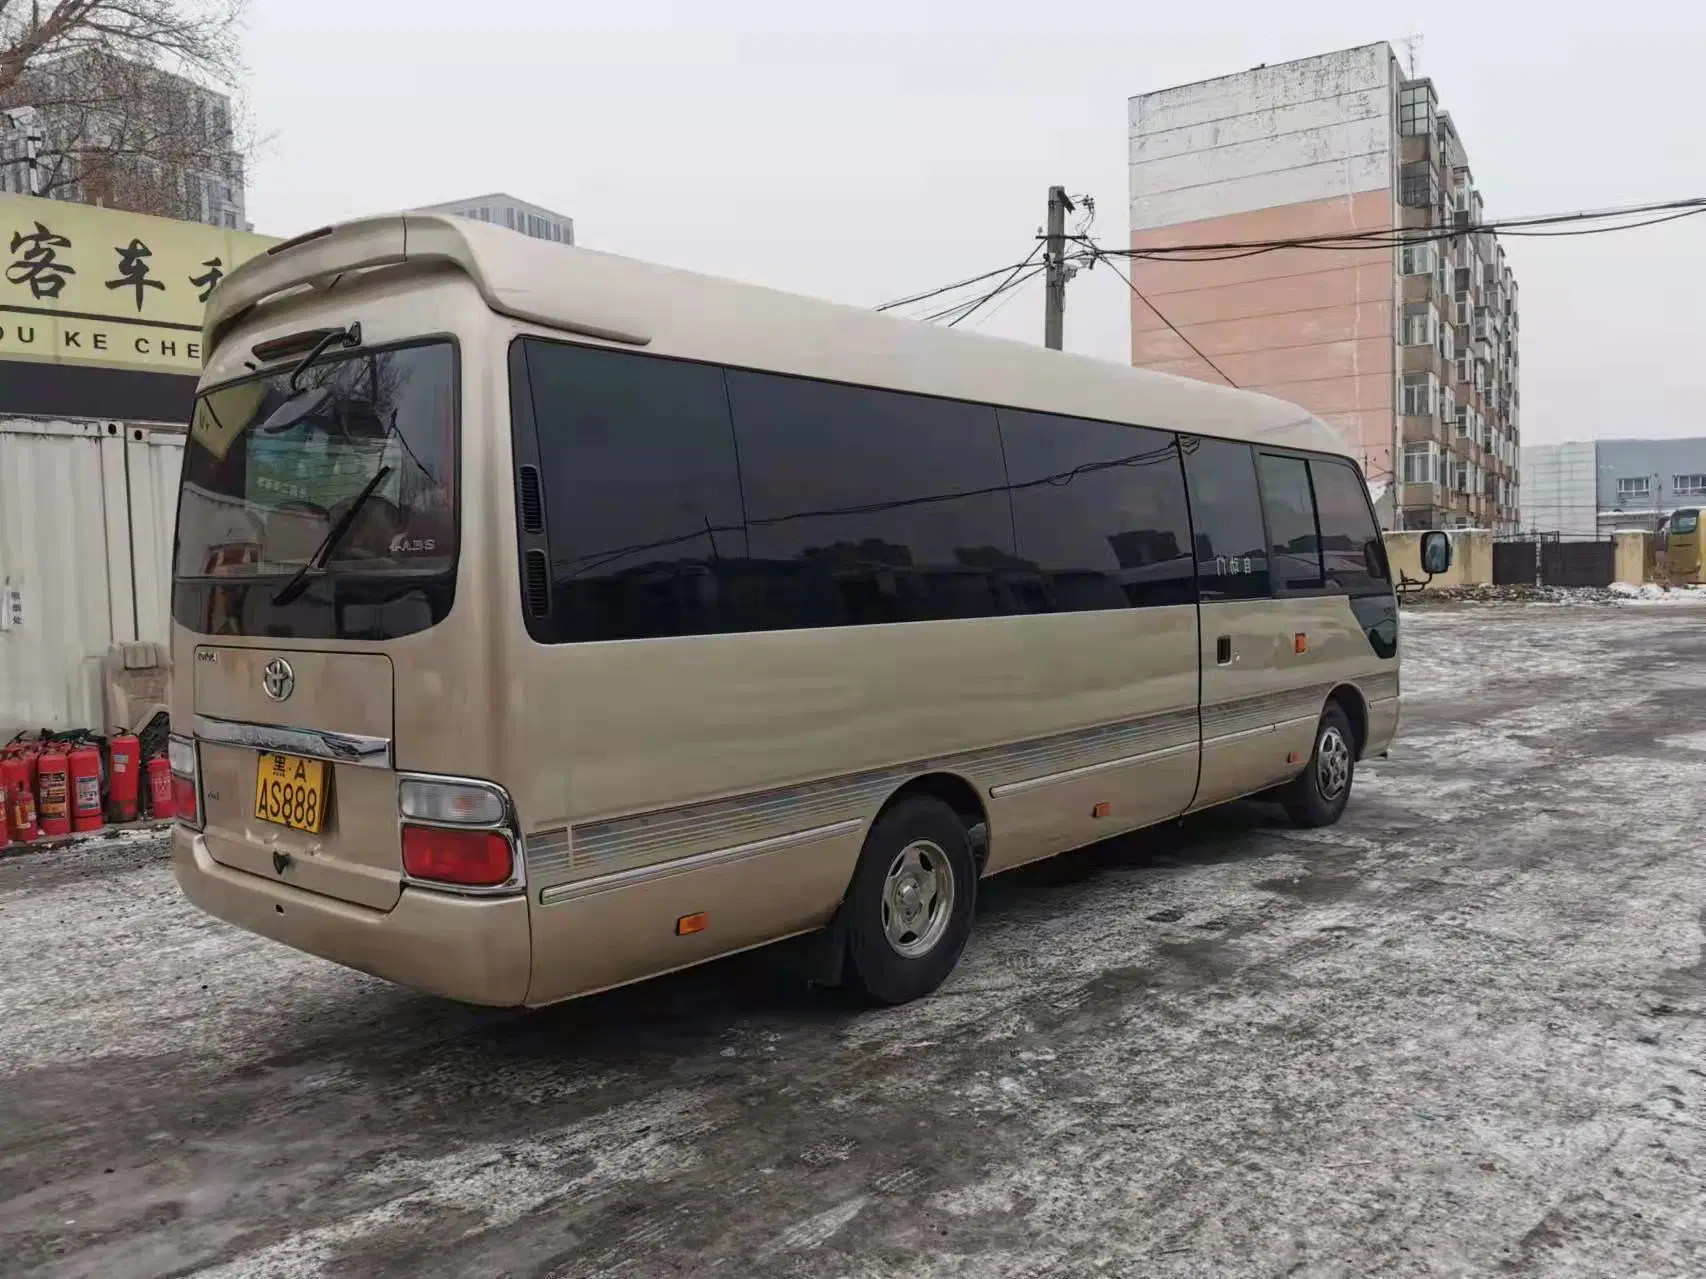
[262,657,296,702]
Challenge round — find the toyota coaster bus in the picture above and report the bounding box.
[168,213,1446,1008]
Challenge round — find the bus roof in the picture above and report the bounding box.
[209,211,1351,458]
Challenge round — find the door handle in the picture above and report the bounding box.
[1216,636,1233,665]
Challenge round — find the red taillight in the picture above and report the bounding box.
[401,824,513,888]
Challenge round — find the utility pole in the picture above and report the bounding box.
[1043,185,1074,350]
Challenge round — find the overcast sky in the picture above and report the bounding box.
[242,0,1702,446]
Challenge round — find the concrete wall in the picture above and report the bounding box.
[1383,529,1658,589]
[1128,44,1397,230]
[1613,532,1652,585]
[1520,441,1597,538]
[1127,44,1399,490]
[1384,529,1491,589]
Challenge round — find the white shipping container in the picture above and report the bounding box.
[0,417,185,738]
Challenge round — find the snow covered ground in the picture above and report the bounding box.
[4,603,1706,1278]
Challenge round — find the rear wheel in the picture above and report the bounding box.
[1282,703,1357,828]
[842,796,977,1005]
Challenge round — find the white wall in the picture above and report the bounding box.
[1519,440,1598,538]
[0,417,184,736]
[1128,42,1397,231]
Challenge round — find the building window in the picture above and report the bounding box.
[1454,407,1470,437]
[1398,162,1438,209]
[1399,242,1435,276]
[1439,384,1454,426]
[1402,441,1440,486]
[1401,372,1437,418]
[1401,304,1436,348]
[1617,477,1652,503]
[1674,474,1706,497]
[1398,84,1434,137]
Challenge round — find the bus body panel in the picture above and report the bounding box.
[508,604,1203,895]
[169,216,1408,1009]
[1195,595,1395,811]
[525,821,862,1005]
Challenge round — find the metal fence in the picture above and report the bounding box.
[1492,533,1617,588]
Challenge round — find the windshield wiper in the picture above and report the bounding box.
[287,322,361,392]
[257,323,364,435]
[270,464,394,607]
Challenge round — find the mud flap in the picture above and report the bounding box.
[796,911,848,988]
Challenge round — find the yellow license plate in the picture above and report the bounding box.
[253,752,330,834]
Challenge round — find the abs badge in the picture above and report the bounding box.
[262,657,295,702]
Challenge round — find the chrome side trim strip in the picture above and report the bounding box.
[988,740,1197,799]
[538,818,863,907]
[192,713,393,769]
[1200,723,1276,749]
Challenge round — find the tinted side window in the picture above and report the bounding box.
[998,410,1194,610]
[1309,458,1390,596]
[520,341,748,643]
[1180,435,1270,599]
[1256,453,1326,592]
[725,371,1015,629]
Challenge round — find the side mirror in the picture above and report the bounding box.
[1420,530,1453,577]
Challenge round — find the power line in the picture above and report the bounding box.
[1085,243,1238,389]
[939,247,1044,328]
[875,258,1038,312]
[1091,196,1706,262]
[971,263,1044,327]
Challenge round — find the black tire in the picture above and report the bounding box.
[842,796,977,1005]
[1282,702,1357,828]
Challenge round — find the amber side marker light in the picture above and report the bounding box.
[1294,633,1309,653]
[1091,802,1112,819]
[677,912,709,936]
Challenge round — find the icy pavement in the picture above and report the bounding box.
[4,604,1706,1278]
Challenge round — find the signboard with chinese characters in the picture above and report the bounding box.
[0,193,277,375]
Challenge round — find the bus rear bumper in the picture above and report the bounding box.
[172,827,532,1006]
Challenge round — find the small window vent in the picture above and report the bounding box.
[524,550,551,617]
[518,465,544,534]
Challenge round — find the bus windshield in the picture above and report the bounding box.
[172,339,459,641]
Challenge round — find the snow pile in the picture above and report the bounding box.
[1404,582,1706,608]
[1609,581,1706,605]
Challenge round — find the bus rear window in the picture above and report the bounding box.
[171,339,459,641]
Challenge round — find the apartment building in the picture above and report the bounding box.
[0,55,247,229]
[1127,43,1521,531]
[412,192,574,245]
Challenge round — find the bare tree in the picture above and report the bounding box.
[0,1,251,222]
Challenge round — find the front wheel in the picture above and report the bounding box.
[842,796,977,1005]
[1282,703,1357,828]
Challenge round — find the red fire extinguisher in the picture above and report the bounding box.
[108,734,141,823]
[36,744,71,837]
[69,742,103,833]
[146,755,176,821]
[3,753,36,843]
